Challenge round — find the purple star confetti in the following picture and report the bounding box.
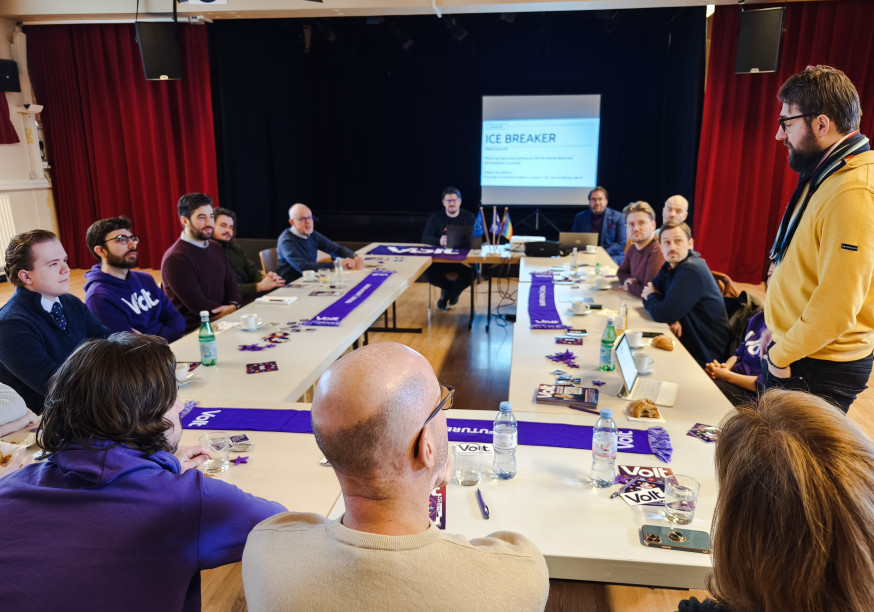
[233,456,249,466]
[546,350,579,369]
[238,344,267,351]
[591,380,606,386]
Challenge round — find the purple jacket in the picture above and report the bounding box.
[0,441,286,611]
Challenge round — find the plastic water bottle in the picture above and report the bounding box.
[591,408,618,487]
[198,311,217,367]
[334,258,346,288]
[616,301,628,334]
[570,247,578,274]
[594,262,601,277]
[493,401,517,479]
[599,316,617,371]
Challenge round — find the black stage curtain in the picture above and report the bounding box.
[208,9,705,242]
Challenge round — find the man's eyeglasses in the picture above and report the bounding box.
[412,383,455,458]
[778,113,817,132]
[294,216,314,222]
[104,235,140,246]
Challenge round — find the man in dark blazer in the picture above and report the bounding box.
[571,186,626,265]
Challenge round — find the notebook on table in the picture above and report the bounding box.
[614,334,678,406]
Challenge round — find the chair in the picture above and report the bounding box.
[260,248,279,274]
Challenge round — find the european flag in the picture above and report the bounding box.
[472,208,486,237]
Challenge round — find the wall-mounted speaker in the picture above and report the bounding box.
[735,7,785,74]
[0,60,21,92]
[135,22,183,81]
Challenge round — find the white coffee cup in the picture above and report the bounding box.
[175,363,192,383]
[626,330,644,348]
[571,299,590,315]
[302,270,316,281]
[240,314,262,331]
[595,277,611,290]
[633,352,654,373]
[585,245,597,254]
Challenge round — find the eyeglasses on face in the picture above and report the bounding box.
[777,112,817,132]
[295,216,314,222]
[412,383,455,458]
[104,235,140,246]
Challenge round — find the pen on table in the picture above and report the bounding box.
[475,488,490,519]
[610,477,641,499]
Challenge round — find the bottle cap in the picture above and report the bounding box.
[606,316,615,325]
[499,401,512,412]
[600,408,613,418]
[199,310,209,318]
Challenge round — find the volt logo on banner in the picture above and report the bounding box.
[528,273,565,329]
[303,270,395,327]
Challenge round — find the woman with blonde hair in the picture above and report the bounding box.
[679,389,874,611]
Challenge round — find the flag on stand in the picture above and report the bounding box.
[501,209,513,240]
[490,207,500,235]
[472,208,486,238]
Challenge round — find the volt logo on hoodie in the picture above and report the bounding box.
[122,289,161,315]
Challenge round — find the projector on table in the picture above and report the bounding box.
[509,235,547,252]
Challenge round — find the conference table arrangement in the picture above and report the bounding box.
[168,245,731,589]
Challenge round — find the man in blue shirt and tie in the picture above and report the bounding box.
[0,230,109,412]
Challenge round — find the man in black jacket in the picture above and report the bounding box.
[213,208,284,305]
[642,221,730,367]
[421,187,475,310]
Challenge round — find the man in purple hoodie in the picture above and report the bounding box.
[84,216,186,342]
[0,333,286,611]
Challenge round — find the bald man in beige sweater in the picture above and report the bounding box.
[242,342,549,611]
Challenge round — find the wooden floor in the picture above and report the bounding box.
[4,271,874,611]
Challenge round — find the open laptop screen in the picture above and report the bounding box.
[614,334,638,395]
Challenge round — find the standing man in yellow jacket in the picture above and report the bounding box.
[764,65,874,412]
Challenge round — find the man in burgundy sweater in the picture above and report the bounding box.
[161,193,242,333]
[617,201,665,298]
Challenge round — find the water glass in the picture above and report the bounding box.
[664,474,700,525]
[453,443,482,486]
[199,431,231,474]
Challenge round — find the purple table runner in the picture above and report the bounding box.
[181,407,652,454]
[303,269,394,327]
[529,272,566,329]
[367,245,469,261]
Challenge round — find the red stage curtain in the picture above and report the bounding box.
[25,24,218,269]
[0,94,20,144]
[694,0,874,283]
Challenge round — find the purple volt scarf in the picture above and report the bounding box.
[304,270,394,326]
[367,245,469,261]
[529,272,565,329]
[181,406,653,455]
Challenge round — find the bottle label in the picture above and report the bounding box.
[592,432,617,458]
[200,341,217,360]
[494,431,517,450]
[599,345,614,366]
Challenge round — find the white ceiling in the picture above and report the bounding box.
[4,0,826,24]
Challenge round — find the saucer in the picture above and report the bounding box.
[628,343,646,350]
[565,309,592,316]
[241,323,265,332]
[636,369,653,376]
[176,372,199,387]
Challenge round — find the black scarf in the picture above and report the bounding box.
[770,131,870,264]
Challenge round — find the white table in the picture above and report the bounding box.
[172,255,429,403]
[180,399,341,515]
[327,405,718,588]
[519,248,616,280]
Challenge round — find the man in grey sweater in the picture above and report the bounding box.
[243,342,550,611]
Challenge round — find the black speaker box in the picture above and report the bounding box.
[135,22,183,81]
[0,60,21,92]
[735,7,785,74]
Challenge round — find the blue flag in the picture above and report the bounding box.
[472,208,486,237]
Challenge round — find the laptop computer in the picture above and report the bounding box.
[614,334,678,406]
[445,225,482,249]
[559,232,599,252]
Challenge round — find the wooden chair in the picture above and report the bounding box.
[259,248,279,274]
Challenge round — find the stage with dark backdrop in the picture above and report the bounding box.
[208,9,705,245]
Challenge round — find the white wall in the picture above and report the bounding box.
[0,17,57,269]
